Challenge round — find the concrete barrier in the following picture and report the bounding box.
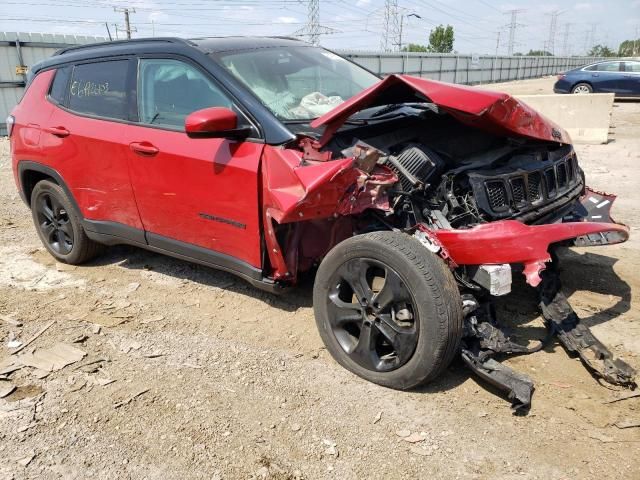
[515,93,614,144]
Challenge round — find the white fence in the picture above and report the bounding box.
[337,51,604,85]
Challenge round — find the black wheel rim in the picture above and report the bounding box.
[35,193,74,255]
[326,258,419,372]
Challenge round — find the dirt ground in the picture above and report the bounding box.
[1,76,639,480]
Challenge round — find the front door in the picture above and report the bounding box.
[124,57,264,270]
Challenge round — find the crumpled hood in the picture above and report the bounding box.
[310,74,570,146]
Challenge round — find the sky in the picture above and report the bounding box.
[0,0,638,55]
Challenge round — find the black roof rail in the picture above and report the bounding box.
[53,37,194,56]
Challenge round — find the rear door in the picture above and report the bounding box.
[44,59,144,234]
[620,61,640,97]
[583,62,623,93]
[123,56,264,270]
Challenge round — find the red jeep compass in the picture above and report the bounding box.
[9,37,635,410]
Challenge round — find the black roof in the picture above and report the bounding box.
[31,36,309,74]
[190,36,308,53]
[52,36,306,57]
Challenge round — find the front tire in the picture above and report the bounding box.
[313,231,463,390]
[31,180,102,264]
[572,82,592,94]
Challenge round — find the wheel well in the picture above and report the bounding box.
[21,170,57,206]
[572,81,592,90]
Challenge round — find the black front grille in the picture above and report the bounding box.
[528,172,542,201]
[469,151,583,219]
[486,181,508,211]
[510,177,527,206]
[557,162,568,188]
[544,168,557,196]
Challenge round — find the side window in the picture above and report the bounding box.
[625,62,640,73]
[584,62,620,72]
[591,62,621,72]
[68,60,129,120]
[137,58,244,130]
[49,66,72,105]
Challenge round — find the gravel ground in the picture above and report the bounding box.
[0,76,639,480]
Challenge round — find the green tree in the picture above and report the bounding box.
[618,39,640,56]
[588,44,616,57]
[401,43,428,52]
[526,49,553,56]
[427,24,454,53]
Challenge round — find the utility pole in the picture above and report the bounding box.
[495,30,501,56]
[105,22,113,41]
[114,7,135,39]
[561,23,571,56]
[505,9,524,56]
[397,12,421,52]
[292,0,336,46]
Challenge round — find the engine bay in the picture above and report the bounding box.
[315,105,585,230]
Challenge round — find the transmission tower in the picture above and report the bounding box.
[583,23,597,55]
[292,0,337,45]
[544,10,564,55]
[561,23,571,56]
[505,9,524,56]
[380,1,402,52]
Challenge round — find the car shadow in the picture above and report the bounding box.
[84,244,313,312]
[83,243,631,407]
[416,247,632,403]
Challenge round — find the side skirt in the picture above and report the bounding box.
[83,219,284,294]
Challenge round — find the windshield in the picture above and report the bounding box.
[212,46,379,121]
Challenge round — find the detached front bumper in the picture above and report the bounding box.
[428,188,628,287]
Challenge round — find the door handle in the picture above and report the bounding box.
[130,141,159,156]
[591,73,599,77]
[44,126,70,137]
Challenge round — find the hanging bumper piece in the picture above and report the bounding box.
[461,268,637,413]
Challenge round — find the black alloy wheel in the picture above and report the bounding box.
[314,231,463,390]
[326,257,419,372]
[30,180,103,264]
[35,191,74,255]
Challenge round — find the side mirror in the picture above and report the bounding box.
[185,107,251,139]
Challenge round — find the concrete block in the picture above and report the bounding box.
[515,93,614,144]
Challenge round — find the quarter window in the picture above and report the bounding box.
[68,60,129,120]
[49,66,72,105]
[137,58,240,130]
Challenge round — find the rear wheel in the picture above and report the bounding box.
[313,231,463,390]
[31,180,102,264]
[571,82,592,94]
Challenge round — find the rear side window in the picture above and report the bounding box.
[585,62,621,72]
[68,60,129,120]
[49,66,72,105]
[624,62,640,73]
